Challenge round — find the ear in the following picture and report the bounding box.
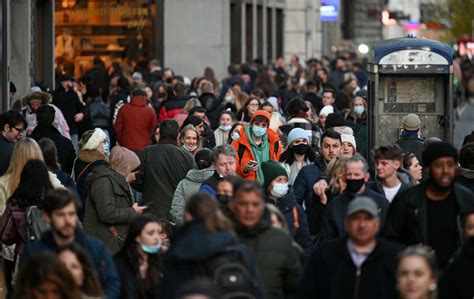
[364,172,370,182]
[3,124,10,132]
[394,160,401,170]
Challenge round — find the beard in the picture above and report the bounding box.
[428,176,453,192]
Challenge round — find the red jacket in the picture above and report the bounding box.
[114,96,157,151]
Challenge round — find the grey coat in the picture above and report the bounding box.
[170,168,214,222]
[84,164,136,254]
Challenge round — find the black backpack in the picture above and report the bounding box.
[195,245,260,299]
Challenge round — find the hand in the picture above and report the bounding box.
[74,112,84,122]
[126,172,136,183]
[313,179,328,197]
[243,161,258,173]
[132,203,148,215]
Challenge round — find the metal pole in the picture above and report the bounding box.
[271,0,276,62]
[1,0,8,112]
[241,1,246,63]
[262,0,268,64]
[252,0,257,60]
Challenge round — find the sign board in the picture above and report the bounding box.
[320,0,339,22]
[379,49,450,65]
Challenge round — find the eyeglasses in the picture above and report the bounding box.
[12,126,24,133]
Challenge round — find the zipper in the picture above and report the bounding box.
[353,267,361,299]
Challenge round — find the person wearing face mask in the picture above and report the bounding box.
[345,97,368,158]
[178,125,202,156]
[231,110,282,183]
[280,128,317,186]
[262,161,312,250]
[214,111,236,146]
[320,154,389,242]
[227,122,244,144]
[114,215,163,299]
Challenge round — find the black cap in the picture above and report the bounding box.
[325,113,346,129]
[422,141,458,166]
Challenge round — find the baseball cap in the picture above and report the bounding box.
[346,196,378,217]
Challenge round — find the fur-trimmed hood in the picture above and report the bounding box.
[77,149,109,164]
[21,91,52,105]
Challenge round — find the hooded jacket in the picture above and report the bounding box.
[170,168,214,222]
[231,111,281,182]
[114,95,157,152]
[160,219,264,299]
[229,209,303,299]
[84,164,136,254]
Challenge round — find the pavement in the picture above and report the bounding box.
[454,100,474,149]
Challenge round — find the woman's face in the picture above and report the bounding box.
[136,222,162,247]
[342,142,355,157]
[408,157,423,182]
[217,181,234,197]
[220,114,233,127]
[262,105,273,114]
[232,125,242,135]
[247,99,260,115]
[397,256,435,299]
[57,250,84,288]
[184,130,198,148]
[353,98,365,110]
[225,89,234,98]
[319,115,327,128]
[144,87,153,100]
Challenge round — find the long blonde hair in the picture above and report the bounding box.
[6,138,44,197]
[326,155,349,193]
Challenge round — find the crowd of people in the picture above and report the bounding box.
[0,51,473,299]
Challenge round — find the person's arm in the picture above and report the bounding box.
[89,177,137,224]
[158,104,168,123]
[170,182,186,222]
[294,205,313,250]
[320,200,338,242]
[293,170,307,207]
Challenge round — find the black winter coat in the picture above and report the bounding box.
[383,182,474,248]
[439,237,474,299]
[199,92,224,130]
[0,135,13,176]
[321,188,389,242]
[51,86,85,134]
[299,237,402,299]
[395,136,425,163]
[30,124,76,174]
[160,219,264,299]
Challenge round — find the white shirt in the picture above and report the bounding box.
[383,183,402,202]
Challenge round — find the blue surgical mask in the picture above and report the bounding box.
[225,95,233,103]
[252,125,267,137]
[231,132,240,140]
[103,142,110,156]
[220,125,232,131]
[183,144,197,152]
[271,183,289,198]
[140,239,162,254]
[353,106,365,115]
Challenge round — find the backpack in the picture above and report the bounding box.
[26,205,49,241]
[195,245,259,299]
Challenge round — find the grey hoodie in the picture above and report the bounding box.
[170,168,214,222]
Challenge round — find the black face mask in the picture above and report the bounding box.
[217,194,231,204]
[292,144,309,155]
[345,178,365,194]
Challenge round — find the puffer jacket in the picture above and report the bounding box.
[170,168,214,222]
[229,209,303,299]
[84,164,137,254]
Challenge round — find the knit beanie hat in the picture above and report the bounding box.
[422,141,458,166]
[287,128,309,146]
[79,128,107,151]
[341,134,357,150]
[109,145,141,177]
[325,113,346,130]
[261,160,288,192]
[319,105,334,117]
[402,114,421,131]
[250,110,271,124]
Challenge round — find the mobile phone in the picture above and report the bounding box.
[248,160,258,167]
[142,201,152,206]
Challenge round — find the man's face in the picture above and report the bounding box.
[193,111,206,121]
[3,123,24,143]
[345,212,380,246]
[215,154,236,177]
[375,159,400,180]
[163,70,173,80]
[428,157,457,190]
[345,161,369,182]
[321,137,341,162]
[322,92,335,106]
[336,59,346,70]
[30,101,42,111]
[48,202,78,240]
[229,191,265,229]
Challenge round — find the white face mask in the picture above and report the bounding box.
[219,125,232,131]
[271,183,289,198]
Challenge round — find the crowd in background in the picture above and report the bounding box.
[0,49,472,299]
